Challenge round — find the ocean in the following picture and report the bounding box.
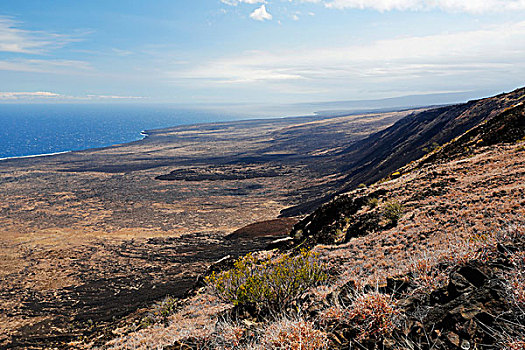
[0,104,248,159]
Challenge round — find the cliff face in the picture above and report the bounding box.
[282,87,525,216]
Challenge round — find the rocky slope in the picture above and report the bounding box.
[104,87,525,349]
[2,88,524,349]
[282,87,525,216]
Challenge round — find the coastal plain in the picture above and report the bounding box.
[0,110,412,348]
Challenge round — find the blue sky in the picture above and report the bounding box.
[0,0,524,106]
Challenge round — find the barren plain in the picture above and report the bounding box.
[0,110,412,348]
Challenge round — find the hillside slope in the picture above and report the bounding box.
[282,87,525,216]
[105,90,525,349]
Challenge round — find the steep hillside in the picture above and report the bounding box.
[282,87,525,216]
[104,90,525,349]
[290,100,525,247]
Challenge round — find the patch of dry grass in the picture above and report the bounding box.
[106,143,525,349]
[257,318,329,350]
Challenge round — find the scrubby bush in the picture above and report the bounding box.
[209,321,246,349]
[347,292,399,340]
[382,200,404,226]
[206,250,328,313]
[408,256,448,292]
[504,339,525,350]
[507,251,525,308]
[367,197,379,209]
[422,142,440,154]
[141,295,178,326]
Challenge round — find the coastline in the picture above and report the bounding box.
[0,130,152,162]
[0,107,415,348]
[0,150,72,162]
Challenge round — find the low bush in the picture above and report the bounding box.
[141,296,178,326]
[382,200,404,226]
[367,197,379,209]
[209,321,246,349]
[507,251,525,308]
[504,339,525,350]
[206,250,328,313]
[408,255,448,293]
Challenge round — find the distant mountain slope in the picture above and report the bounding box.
[282,87,525,216]
[335,87,525,190]
[418,101,525,166]
[289,101,525,248]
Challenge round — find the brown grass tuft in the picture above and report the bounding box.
[259,318,329,350]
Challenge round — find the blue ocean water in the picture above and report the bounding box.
[0,104,246,159]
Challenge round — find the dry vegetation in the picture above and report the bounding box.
[104,138,525,349]
[2,91,524,348]
[0,111,407,347]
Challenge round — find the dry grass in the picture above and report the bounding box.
[208,321,246,350]
[257,318,329,350]
[314,143,525,290]
[320,291,400,341]
[504,339,525,350]
[106,143,525,349]
[106,294,230,349]
[407,254,448,293]
[503,248,525,312]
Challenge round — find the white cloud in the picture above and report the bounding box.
[0,59,92,74]
[174,21,525,99]
[320,0,525,12]
[86,94,145,100]
[0,16,73,54]
[221,0,266,5]
[0,91,145,101]
[0,91,62,100]
[250,5,273,20]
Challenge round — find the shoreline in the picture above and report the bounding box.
[0,150,72,162]
[0,108,385,163]
[0,130,151,162]
[0,107,418,348]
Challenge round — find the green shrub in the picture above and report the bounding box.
[382,200,404,226]
[367,197,379,209]
[141,296,178,326]
[205,250,328,313]
[423,141,440,154]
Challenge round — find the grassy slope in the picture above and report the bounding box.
[104,93,525,349]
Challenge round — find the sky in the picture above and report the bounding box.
[0,0,524,106]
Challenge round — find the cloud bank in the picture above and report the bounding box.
[177,20,525,99]
[221,0,266,5]
[0,91,62,100]
[0,91,145,101]
[302,0,525,13]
